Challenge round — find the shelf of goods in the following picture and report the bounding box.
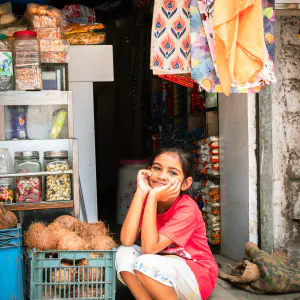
[0,91,79,218]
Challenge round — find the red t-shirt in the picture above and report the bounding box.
[140,194,218,300]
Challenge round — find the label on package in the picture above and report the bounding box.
[0,52,13,76]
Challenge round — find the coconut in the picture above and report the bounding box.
[53,215,79,231]
[49,260,76,290]
[24,223,57,250]
[0,206,17,230]
[47,222,71,247]
[76,258,103,282]
[89,235,117,250]
[76,221,109,240]
[57,232,87,250]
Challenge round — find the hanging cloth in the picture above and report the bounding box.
[213,0,265,96]
[150,0,192,74]
[190,0,222,92]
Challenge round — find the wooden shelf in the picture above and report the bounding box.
[3,201,74,212]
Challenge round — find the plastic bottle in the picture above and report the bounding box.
[0,148,14,203]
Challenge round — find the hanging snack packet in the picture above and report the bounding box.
[50,109,67,139]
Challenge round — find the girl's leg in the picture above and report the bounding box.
[121,271,153,300]
[116,245,153,300]
[135,270,177,300]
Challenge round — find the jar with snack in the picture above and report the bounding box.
[44,150,71,201]
[0,148,14,204]
[14,151,42,203]
[0,33,14,90]
[13,30,42,90]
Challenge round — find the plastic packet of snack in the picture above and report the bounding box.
[35,27,63,39]
[64,22,104,34]
[65,31,105,45]
[27,3,61,17]
[50,109,67,139]
[40,51,67,63]
[30,15,62,28]
[40,39,69,52]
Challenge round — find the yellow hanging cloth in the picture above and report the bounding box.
[213,0,265,96]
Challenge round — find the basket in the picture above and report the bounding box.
[0,225,25,300]
[25,249,117,300]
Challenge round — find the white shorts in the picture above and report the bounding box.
[116,245,202,300]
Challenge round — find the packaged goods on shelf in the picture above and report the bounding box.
[13,30,42,90]
[35,28,62,39]
[27,3,61,17]
[39,39,69,52]
[65,31,105,45]
[30,15,62,28]
[64,23,105,45]
[64,23,104,33]
[44,151,71,201]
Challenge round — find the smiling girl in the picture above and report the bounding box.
[116,148,218,300]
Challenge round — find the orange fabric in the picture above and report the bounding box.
[213,0,265,96]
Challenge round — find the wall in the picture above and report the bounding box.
[219,94,258,260]
[259,16,300,252]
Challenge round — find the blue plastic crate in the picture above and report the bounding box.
[0,225,25,300]
[25,249,117,300]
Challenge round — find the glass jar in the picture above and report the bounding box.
[14,151,42,203]
[13,30,42,91]
[44,150,71,201]
[0,34,14,91]
[0,148,14,203]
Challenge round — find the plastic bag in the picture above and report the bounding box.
[65,31,105,45]
[40,51,67,63]
[40,39,69,52]
[62,4,95,23]
[35,27,62,39]
[30,15,62,28]
[27,3,61,17]
[0,2,17,25]
[8,105,29,139]
[50,109,67,139]
[64,23,104,33]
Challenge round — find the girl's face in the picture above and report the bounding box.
[149,152,187,190]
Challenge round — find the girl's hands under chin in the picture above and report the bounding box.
[136,169,152,194]
[149,180,181,202]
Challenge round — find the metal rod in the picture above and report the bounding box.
[0,170,73,178]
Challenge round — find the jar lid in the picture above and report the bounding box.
[120,159,149,165]
[44,150,68,158]
[15,151,39,158]
[13,30,37,38]
[0,34,7,41]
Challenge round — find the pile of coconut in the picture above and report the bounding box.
[0,206,18,230]
[24,215,117,251]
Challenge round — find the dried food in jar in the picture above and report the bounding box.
[35,28,62,39]
[15,66,42,90]
[16,177,41,203]
[0,185,13,203]
[40,52,66,63]
[65,31,105,45]
[45,161,71,201]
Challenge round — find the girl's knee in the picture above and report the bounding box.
[116,245,138,259]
